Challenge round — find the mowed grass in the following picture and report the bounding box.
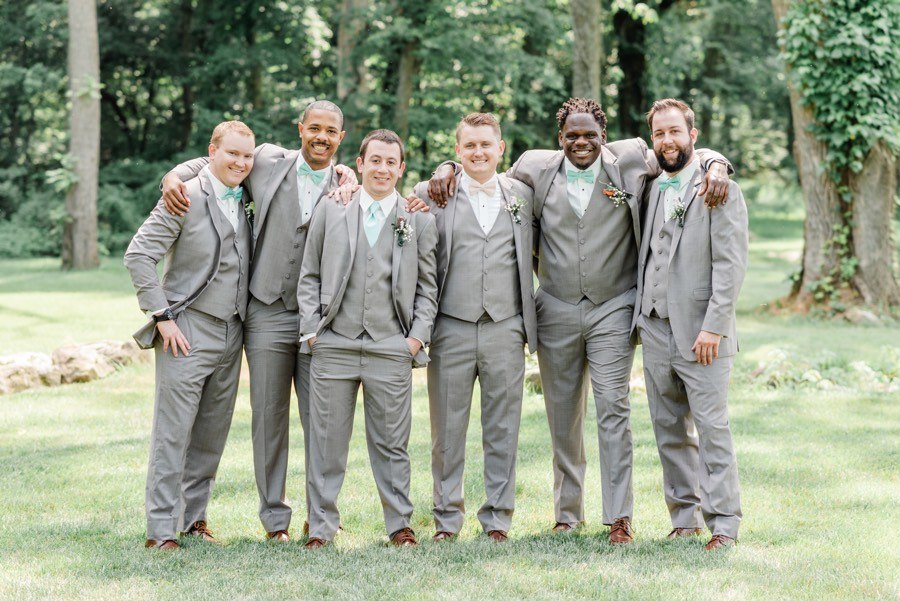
[1,182,899,600]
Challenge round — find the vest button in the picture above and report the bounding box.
[655,266,660,271]
[280,290,286,295]
[581,256,586,261]
[294,243,300,248]
[289,259,295,264]
[367,272,373,277]
[296,227,302,233]
[659,233,664,239]
[366,288,372,293]
[581,272,587,277]
[284,273,290,278]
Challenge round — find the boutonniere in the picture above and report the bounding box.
[504,195,525,225]
[667,199,686,227]
[244,200,255,225]
[392,216,414,247]
[601,183,630,208]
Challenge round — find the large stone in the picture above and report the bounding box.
[52,344,115,384]
[0,352,62,394]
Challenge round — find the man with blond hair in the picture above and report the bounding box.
[411,113,536,542]
[126,120,255,549]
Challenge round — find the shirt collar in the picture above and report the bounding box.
[563,155,602,178]
[460,171,499,196]
[660,157,699,191]
[359,188,398,217]
[203,165,239,200]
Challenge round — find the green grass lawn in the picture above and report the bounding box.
[1,190,898,599]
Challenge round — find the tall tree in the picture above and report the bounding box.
[570,0,602,100]
[62,0,100,269]
[773,0,899,312]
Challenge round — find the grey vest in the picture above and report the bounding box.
[641,198,675,319]
[249,173,311,311]
[440,192,521,323]
[190,205,250,320]
[538,165,637,305]
[330,214,402,341]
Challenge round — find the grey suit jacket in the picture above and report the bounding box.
[124,171,250,348]
[632,175,749,361]
[166,143,340,248]
[296,190,439,364]
[412,173,538,354]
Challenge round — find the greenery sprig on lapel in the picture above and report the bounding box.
[504,195,526,224]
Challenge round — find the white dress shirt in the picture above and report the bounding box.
[203,166,241,231]
[296,155,332,225]
[563,156,602,218]
[460,172,503,234]
[659,158,699,222]
[359,188,397,230]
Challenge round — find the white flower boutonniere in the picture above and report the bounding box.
[667,199,686,227]
[392,217,414,246]
[601,183,630,208]
[504,195,526,225]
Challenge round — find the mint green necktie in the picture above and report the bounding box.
[658,176,681,193]
[566,169,595,184]
[364,202,382,247]
[221,187,242,202]
[298,162,325,185]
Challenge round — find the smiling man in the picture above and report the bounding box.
[429,98,732,543]
[297,129,438,548]
[158,101,352,542]
[125,121,255,549]
[410,113,536,542]
[633,99,747,550]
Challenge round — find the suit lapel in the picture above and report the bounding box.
[535,151,565,209]
[391,200,406,320]
[600,145,641,246]
[202,174,229,242]
[256,149,299,234]
[668,171,703,263]
[345,191,361,267]
[642,181,663,266]
[498,175,524,269]
[312,166,340,217]
[439,176,461,292]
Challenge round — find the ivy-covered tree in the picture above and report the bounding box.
[773,0,899,313]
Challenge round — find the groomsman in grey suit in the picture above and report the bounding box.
[297,129,439,548]
[125,120,255,549]
[411,113,536,542]
[429,98,731,543]
[160,101,352,541]
[633,99,747,551]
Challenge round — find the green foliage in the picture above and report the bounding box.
[780,0,900,184]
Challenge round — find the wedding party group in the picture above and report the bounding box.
[123,96,749,553]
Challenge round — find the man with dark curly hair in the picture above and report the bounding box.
[428,97,732,544]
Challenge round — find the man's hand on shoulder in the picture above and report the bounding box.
[404,194,430,213]
[162,173,191,216]
[427,164,456,208]
[328,183,360,204]
[699,162,730,207]
[334,164,358,187]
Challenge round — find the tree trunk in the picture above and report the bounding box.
[392,41,421,141]
[569,0,602,101]
[336,0,371,162]
[772,0,899,311]
[849,142,900,308]
[62,0,100,270]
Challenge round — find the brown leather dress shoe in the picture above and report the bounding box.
[432,531,455,542]
[486,530,508,542]
[608,517,634,544]
[304,537,329,549]
[667,527,703,540]
[145,538,179,550]
[389,527,418,547]
[184,520,220,544]
[266,529,290,542]
[551,522,577,533]
[704,534,735,551]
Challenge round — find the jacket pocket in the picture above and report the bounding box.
[692,287,712,300]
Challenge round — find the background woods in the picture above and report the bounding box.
[0,0,896,312]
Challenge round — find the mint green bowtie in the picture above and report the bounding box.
[566,169,595,184]
[298,162,325,185]
[658,176,681,193]
[221,187,242,202]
